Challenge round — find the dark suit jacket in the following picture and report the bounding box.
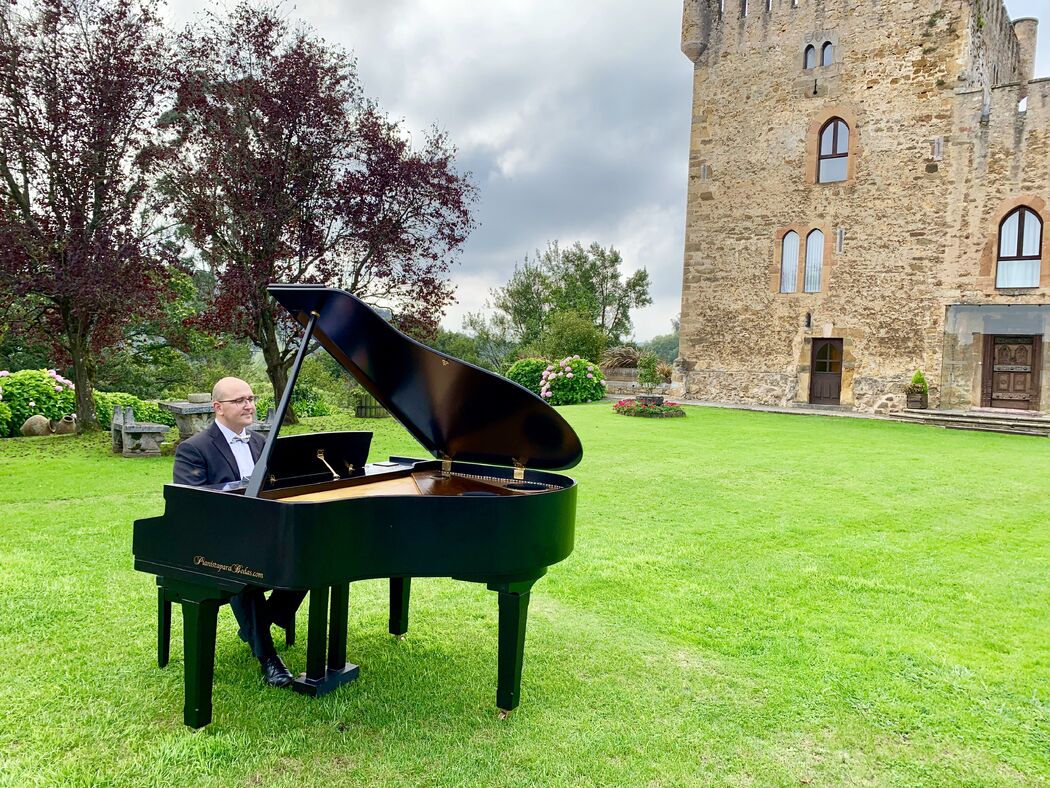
[173,420,265,486]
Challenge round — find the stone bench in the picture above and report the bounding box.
[111,405,171,458]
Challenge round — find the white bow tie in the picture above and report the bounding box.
[230,433,251,444]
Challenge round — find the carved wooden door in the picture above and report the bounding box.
[810,339,842,405]
[983,335,1042,410]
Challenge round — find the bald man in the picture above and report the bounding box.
[173,376,305,688]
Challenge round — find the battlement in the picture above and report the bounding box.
[681,0,1033,87]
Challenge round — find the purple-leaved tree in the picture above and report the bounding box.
[0,0,178,430]
[163,4,476,414]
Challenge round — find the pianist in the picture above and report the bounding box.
[172,376,306,688]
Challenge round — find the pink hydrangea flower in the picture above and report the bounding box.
[0,370,9,377]
[55,386,63,392]
[573,354,580,360]
[566,372,573,378]
[586,373,593,379]
[543,391,552,398]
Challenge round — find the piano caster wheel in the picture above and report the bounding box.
[498,709,512,721]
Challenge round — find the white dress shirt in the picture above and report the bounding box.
[215,420,255,480]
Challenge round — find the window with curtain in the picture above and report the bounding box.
[821,42,834,65]
[804,45,816,70]
[818,118,849,183]
[804,230,824,292]
[996,207,1042,287]
[780,231,800,293]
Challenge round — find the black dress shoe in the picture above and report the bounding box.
[260,654,293,688]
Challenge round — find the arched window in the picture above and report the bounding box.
[818,118,849,183]
[996,207,1043,288]
[804,45,816,70]
[780,231,800,293]
[804,230,824,292]
[821,42,834,66]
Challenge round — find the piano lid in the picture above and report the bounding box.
[270,284,583,471]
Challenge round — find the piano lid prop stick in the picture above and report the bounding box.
[245,310,320,498]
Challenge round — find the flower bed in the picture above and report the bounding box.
[613,398,686,418]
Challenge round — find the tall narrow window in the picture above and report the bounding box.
[818,118,849,183]
[804,45,816,70]
[780,231,800,293]
[804,230,824,292]
[996,207,1042,288]
[821,42,834,65]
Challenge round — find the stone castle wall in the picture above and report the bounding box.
[675,0,1049,411]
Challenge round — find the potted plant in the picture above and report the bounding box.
[905,370,929,409]
[636,352,664,406]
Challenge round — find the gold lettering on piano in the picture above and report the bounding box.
[193,555,264,579]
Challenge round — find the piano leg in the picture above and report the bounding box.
[389,577,411,637]
[292,583,359,697]
[488,578,539,714]
[158,585,171,668]
[181,597,220,729]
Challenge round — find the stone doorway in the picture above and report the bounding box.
[981,335,1042,410]
[810,338,843,405]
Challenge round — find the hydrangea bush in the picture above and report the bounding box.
[506,358,549,396]
[0,368,176,437]
[539,356,606,406]
[0,401,11,437]
[0,369,76,436]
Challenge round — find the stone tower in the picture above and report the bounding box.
[675,0,1050,413]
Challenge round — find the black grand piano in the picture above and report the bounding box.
[132,284,582,728]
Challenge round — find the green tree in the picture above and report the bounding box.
[462,311,518,373]
[489,256,551,348]
[483,240,652,354]
[545,242,651,344]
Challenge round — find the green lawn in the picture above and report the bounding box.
[0,404,1047,786]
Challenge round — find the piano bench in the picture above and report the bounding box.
[157,587,296,668]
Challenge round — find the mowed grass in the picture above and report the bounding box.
[0,404,1048,786]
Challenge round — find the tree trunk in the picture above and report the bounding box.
[260,317,297,424]
[68,331,100,432]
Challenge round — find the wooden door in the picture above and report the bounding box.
[810,339,843,405]
[983,335,1042,410]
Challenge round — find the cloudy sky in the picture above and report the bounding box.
[168,1,1048,341]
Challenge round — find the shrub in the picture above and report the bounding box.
[0,401,11,437]
[656,360,674,383]
[613,399,686,418]
[506,358,549,396]
[0,369,76,437]
[637,352,663,393]
[539,356,606,405]
[256,384,333,419]
[537,312,607,365]
[906,370,929,395]
[600,345,640,370]
[94,391,176,428]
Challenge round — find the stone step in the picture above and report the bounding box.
[890,409,1050,437]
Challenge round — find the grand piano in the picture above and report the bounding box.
[132,284,582,728]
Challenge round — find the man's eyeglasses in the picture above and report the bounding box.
[217,396,257,406]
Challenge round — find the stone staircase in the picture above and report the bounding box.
[892,408,1050,437]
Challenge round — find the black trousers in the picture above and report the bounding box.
[230,587,307,660]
